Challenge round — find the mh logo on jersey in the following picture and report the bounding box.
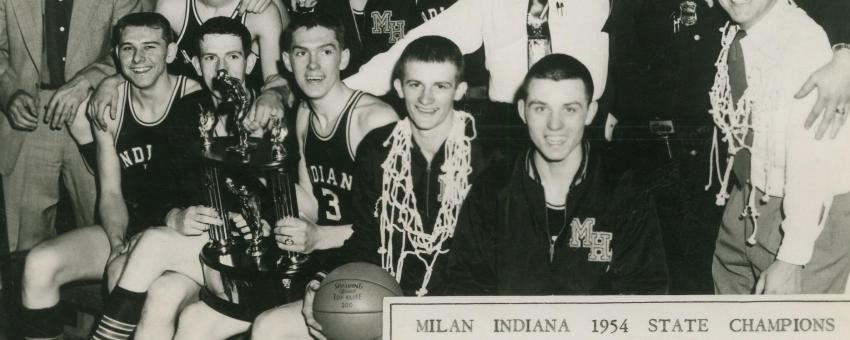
[568,218,613,262]
[119,145,153,169]
[371,11,405,43]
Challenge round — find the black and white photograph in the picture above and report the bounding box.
[0,0,849,339]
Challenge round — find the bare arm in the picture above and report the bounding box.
[93,109,129,252]
[350,97,398,154]
[155,0,189,35]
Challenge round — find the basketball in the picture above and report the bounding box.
[313,262,403,340]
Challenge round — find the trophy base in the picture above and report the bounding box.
[199,242,313,321]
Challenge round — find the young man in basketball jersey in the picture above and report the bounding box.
[18,13,204,340]
[86,17,280,340]
[167,12,398,339]
[444,54,668,296]
[286,35,496,340]
[90,0,290,136]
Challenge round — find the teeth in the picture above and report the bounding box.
[131,67,151,74]
[545,136,566,145]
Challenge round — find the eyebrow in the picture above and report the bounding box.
[119,40,162,47]
[292,43,337,50]
[527,99,583,107]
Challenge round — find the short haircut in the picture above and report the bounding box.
[112,12,176,47]
[281,12,346,51]
[194,16,252,56]
[516,54,594,103]
[392,36,465,83]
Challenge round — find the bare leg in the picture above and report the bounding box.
[91,228,207,340]
[173,301,250,340]
[251,300,312,340]
[21,225,110,339]
[134,273,200,340]
[22,225,110,309]
[114,227,208,291]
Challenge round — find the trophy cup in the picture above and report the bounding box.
[198,70,311,321]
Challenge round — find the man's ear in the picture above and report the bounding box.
[585,100,599,126]
[517,99,527,124]
[339,48,350,71]
[191,56,203,77]
[282,51,293,72]
[453,81,468,101]
[393,79,404,99]
[165,42,178,64]
[245,52,258,75]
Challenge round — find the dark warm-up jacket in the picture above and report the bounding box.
[446,142,669,295]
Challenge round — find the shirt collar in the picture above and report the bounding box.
[526,140,590,188]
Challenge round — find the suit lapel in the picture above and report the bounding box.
[67,0,102,68]
[11,0,43,73]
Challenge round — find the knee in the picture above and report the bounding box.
[176,302,213,333]
[126,227,181,265]
[144,277,195,321]
[251,310,283,340]
[251,305,304,340]
[22,242,64,291]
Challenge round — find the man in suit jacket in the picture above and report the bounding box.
[0,0,140,252]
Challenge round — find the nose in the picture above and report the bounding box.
[547,112,564,130]
[307,53,319,70]
[418,86,435,105]
[133,49,145,63]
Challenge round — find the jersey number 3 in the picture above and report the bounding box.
[321,188,342,221]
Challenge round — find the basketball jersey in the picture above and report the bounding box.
[114,76,191,233]
[304,91,365,226]
[171,0,264,90]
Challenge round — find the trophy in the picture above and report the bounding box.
[198,70,311,321]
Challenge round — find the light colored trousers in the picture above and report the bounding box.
[713,185,850,294]
[2,90,96,251]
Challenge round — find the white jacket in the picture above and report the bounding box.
[344,0,610,103]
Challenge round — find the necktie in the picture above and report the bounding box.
[727,28,752,186]
[728,28,748,105]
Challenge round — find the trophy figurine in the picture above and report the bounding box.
[199,104,215,148]
[198,70,311,321]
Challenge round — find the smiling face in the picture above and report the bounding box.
[116,26,176,89]
[283,26,349,100]
[393,60,467,133]
[192,33,256,98]
[718,0,778,29]
[519,78,597,166]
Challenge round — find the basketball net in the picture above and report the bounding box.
[376,110,475,296]
[707,22,782,245]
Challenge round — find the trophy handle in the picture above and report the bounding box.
[203,166,233,253]
[269,168,308,269]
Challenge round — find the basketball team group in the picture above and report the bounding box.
[2,0,850,339]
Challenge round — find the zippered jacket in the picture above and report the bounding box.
[446,142,669,295]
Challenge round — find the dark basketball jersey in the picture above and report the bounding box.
[114,76,191,234]
[304,91,365,226]
[170,0,264,90]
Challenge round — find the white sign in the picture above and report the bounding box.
[384,295,850,339]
